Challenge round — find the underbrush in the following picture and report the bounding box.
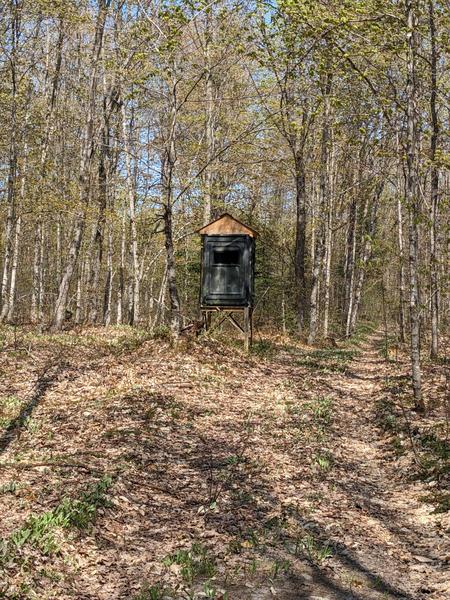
[294,347,357,373]
[135,542,223,600]
[345,321,377,346]
[250,339,276,358]
[163,543,217,584]
[0,324,156,360]
[376,375,450,511]
[0,476,112,565]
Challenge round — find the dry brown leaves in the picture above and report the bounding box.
[0,326,448,600]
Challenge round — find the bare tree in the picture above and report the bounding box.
[405,0,424,411]
[52,1,109,330]
[428,0,440,359]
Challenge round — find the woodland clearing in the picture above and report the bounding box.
[0,325,448,600]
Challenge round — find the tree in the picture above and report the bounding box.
[405,0,424,411]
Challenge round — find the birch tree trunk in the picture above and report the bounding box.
[4,122,29,323]
[121,102,140,325]
[323,142,335,338]
[428,0,440,359]
[1,203,14,315]
[4,216,21,323]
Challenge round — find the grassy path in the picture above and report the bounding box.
[0,327,448,599]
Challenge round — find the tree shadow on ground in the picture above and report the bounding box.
[94,384,415,599]
[0,361,67,454]
[295,521,414,599]
[1,334,440,599]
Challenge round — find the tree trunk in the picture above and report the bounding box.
[116,205,126,325]
[88,79,114,324]
[163,202,181,336]
[323,142,335,338]
[344,196,358,337]
[75,263,83,325]
[153,265,168,329]
[56,216,62,287]
[1,4,18,319]
[349,183,383,335]
[397,192,406,344]
[103,222,113,326]
[5,123,29,323]
[0,203,15,320]
[428,0,440,359]
[31,22,64,324]
[121,102,140,325]
[308,73,332,345]
[52,1,108,330]
[161,75,181,337]
[202,11,216,225]
[294,150,307,332]
[32,223,46,323]
[3,215,21,323]
[405,0,424,411]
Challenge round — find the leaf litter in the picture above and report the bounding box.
[0,326,448,599]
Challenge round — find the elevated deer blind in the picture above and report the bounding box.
[198,213,257,350]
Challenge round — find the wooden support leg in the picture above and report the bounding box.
[250,308,253,349]
[244,307,250,353]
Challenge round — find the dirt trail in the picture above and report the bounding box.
[289,333,449,600]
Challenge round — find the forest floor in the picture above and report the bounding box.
[0,324,448,600]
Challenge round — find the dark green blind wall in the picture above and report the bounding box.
[201,235,254,307]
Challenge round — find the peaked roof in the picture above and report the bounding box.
[197,212,258,238]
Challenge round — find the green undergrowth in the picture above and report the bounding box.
[0,325,157,359]
[376,333,401,362]
[377,376,449,511]
[250,339,276,358]
[137,515,334,600]
[136,508,335,599]
[294,347,357,373]
[229,510,334,567]
[420,490,450,514]
[163,543,217,584]
[135,542,220,600]
[346,321,377,345]
[416,428,450,485]
[0,476,113,563]
[0,395,24,433]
